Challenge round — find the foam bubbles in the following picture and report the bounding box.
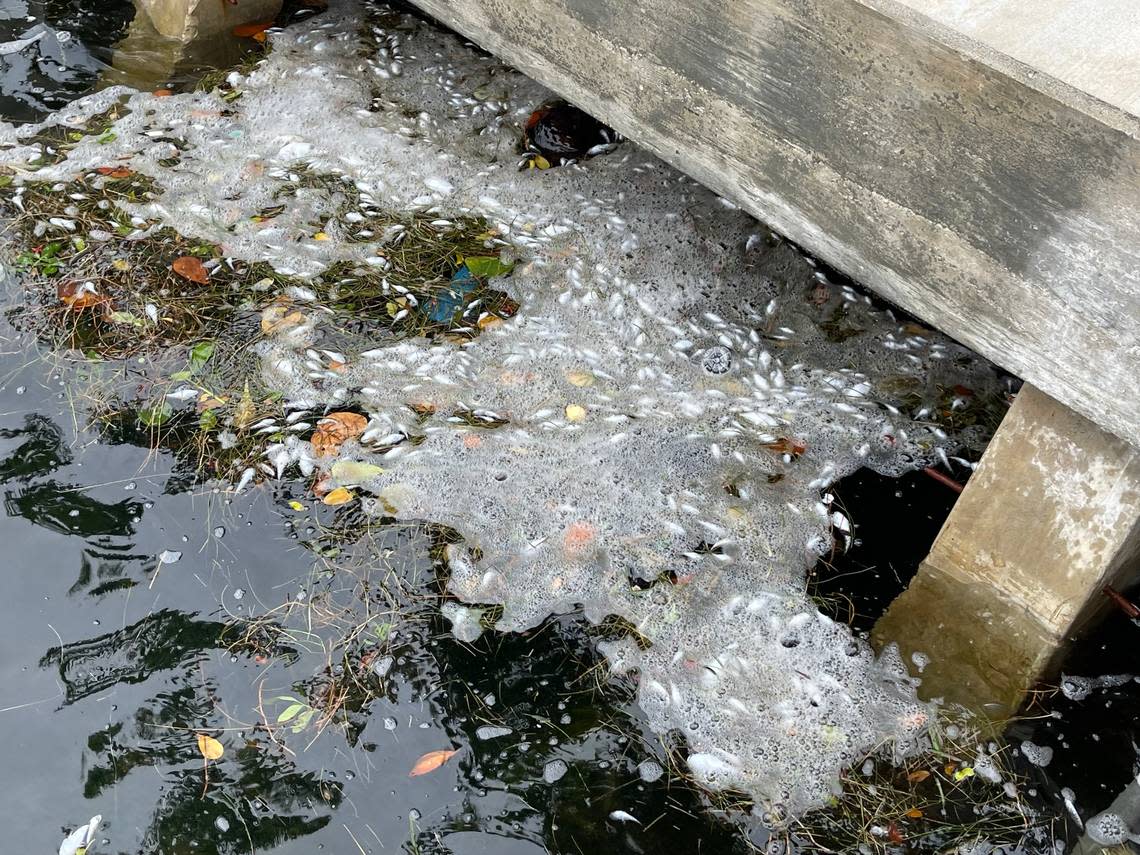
[0,0,1006,815]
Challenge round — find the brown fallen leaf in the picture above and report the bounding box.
[761,436,808,457]
[322,487,354,506]
[153,89,173,97]
[196,733,224,760]
[410,748,459,777]
[172,255,208,284]
[906,769,931,783]
[58,280,110,311]
[311,412,367,457]
[95,166,133,179]
[260,304,306,335]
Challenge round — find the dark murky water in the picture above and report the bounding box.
[0,350,761,852]
[3,2,1140,853]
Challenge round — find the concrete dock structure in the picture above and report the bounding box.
[406,0,1140,708]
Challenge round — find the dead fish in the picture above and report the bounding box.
[58,815,101,855]
[608,810,640,825]
[0,30,45,56]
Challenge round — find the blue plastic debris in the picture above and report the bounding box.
[426,264,478,324]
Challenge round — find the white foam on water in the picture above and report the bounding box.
[0,2,1007,814]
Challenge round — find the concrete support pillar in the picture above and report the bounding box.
[134,0,281,43]
[873,385,1140,717]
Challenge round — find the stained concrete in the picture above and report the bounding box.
[873,385,1140,715]
[892,0,1140,114]
[408,0,1140,447]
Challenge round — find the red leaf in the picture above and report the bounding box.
[888,821,904,844]
[172,256,209,284]
[95,166,133,179]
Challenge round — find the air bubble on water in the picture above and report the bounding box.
[213,526,225,538]
[124,481,136,491]
[475,725,512,741]
[383,717,397,731]
[232,588,245,601]
[1019,740,1053,767]
[214,816,230,833]
[1086,812,1132,846]
[637,760,664,783]
[157,550,182,564]
[1060,675,1092,701]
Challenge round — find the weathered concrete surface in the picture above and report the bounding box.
[135,0,280,42]
[408,0,1140,447]
[893,0,1140,114]
[873,385,1140,715]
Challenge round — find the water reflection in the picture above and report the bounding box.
[39,608,225,703]
[0,0,135,123]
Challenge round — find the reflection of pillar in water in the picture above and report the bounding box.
[135,0,282,42]
[104,0,281,91]
[873,384,1140,719]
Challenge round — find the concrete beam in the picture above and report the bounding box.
[873,385,1140,716]
[407,0,1140,447]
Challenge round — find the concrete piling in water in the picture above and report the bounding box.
[873,385,1140,716]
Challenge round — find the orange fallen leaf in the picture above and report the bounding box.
[58,280,111,310]
[410,748,459,776]
[196,733,224,760]
[905,808,924,819]
[95,166,133,179]
[761,436,808,457]
[562,521,596,558]
[311,412,367,457]
[172,255,209,284]
[232,19,274,37]
[322,487,354,506]
[153,89,173,97]
[260,304,306,335]
[907,769,931,783]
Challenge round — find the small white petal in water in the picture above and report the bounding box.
[58,814,101,855]
[157,550,182,565]
[542,759,568,783]
[608,810,640,824]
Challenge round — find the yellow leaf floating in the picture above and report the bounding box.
[313,232,330,241]
[409,748,459,776]
[288,500,305,511]
[952,766,975,782]
[565,404,586,423]
[196,733,224,760]
[565,370,594,387]
[322,487,354,506]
